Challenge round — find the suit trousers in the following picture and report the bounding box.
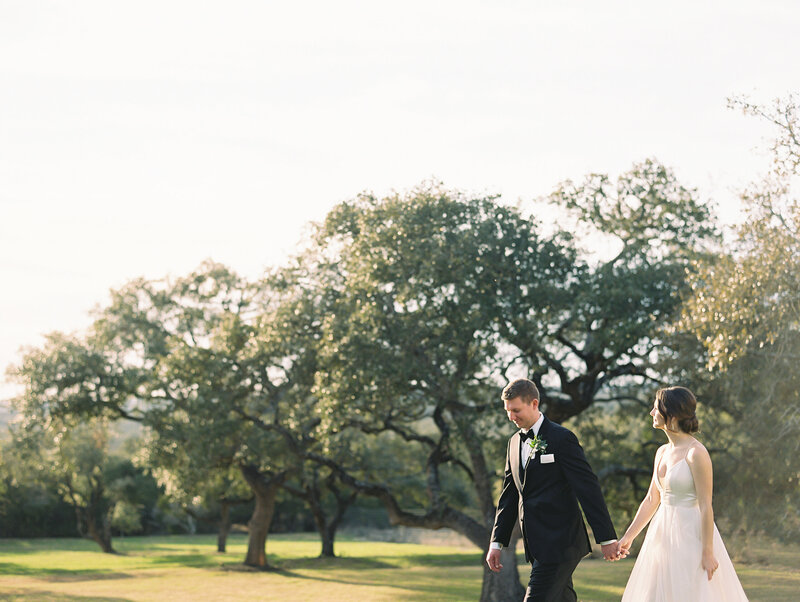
[523,552,583,602]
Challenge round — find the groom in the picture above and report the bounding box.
[486,378,623,601]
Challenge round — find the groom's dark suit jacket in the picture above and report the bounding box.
[491,416,616,564]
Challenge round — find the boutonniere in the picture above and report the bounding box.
[527,435,548,455]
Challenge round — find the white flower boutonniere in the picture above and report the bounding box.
[527,435,548,455]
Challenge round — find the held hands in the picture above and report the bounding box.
[618,535,634,559]
[601,541,628,562]
[488,540,629,569]
[485,548,503,573]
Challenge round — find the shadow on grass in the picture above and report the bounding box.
[0,589,132,601]
[118,543,218,554]
[276,556,396,570]
[0,536,244,557]
[146,553,219,568]
[43,572,137,583]
[268,552,479,571]
[391,553,481,568]
[0,562,135,580]
[272,566,479,600]
[0,540,88,556]
[262,554,482,599]
[216,556,397,573]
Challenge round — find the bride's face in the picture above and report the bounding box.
[650,399,666,430]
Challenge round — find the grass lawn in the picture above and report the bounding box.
[0,533,798,601]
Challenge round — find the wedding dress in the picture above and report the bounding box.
[621,457,748,601]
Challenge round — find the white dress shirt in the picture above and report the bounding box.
[520,412,545,467]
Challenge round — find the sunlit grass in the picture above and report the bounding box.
[0,533,797,600]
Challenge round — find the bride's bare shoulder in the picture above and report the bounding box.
[686,440,711,465]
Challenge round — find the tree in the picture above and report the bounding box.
[6,333,154,553]
[93,262,293,566]
[7,258,366,564]
[3,416,143,553]
[137,432,252,552]
[93,260,359,563]
[307,174,717,600]
[311,185,567,601]
[504,159,718,422]
[681,94,800,538]
[238,257,362,558]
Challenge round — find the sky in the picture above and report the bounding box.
[2,0,800,403]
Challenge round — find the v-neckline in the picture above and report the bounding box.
[657,457,687,487]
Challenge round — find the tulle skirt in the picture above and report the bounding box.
[621,503,748,601]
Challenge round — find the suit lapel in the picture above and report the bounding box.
[511,432,523,491]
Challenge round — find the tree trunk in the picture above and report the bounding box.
[217,501,231,553]
[480,544,526,602]
[83,508,116,554]
[241,465,285,568]
[67,478,115,554]
[320,524,335,558]
[306,486,355,558]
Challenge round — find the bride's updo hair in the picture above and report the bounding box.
[656,386,699,433]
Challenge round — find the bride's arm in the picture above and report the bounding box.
[687,445,719,580]
[618,446,664,552]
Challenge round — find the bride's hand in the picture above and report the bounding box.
[618,534,632,558]
[702,551,719,580]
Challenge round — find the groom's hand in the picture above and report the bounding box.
[601,542,623,561]
[485,548,503,572]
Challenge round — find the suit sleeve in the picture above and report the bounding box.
[490,439,519,547]
[558,430,617,543]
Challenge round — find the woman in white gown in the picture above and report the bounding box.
[619,386,748,601]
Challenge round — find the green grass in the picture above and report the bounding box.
[0,533,798,601]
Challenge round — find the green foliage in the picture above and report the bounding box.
[680,93,800,539]
[552,158,717,258]
[315,184,531,426]
[5,331,140,425]
[111,501,142,534]
[313,185,531,533]
[0,415,161,544]
[505,159,718,420]
[0,439,78,538]
[687,95,800,368]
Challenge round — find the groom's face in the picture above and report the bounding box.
[504,396,540,430]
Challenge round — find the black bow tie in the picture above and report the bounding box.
[519,430,532,442]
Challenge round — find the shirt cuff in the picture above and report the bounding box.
[600,539,617,545]
[490,542,503,550]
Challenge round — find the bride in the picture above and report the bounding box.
[620,386,748,601]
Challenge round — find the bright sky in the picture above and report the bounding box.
[2,1,800,402]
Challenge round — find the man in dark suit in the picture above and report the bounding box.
[485,378,624,601]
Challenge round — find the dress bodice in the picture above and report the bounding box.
[657,458,698,507]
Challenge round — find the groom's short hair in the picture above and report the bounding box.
[502,379,539,404]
